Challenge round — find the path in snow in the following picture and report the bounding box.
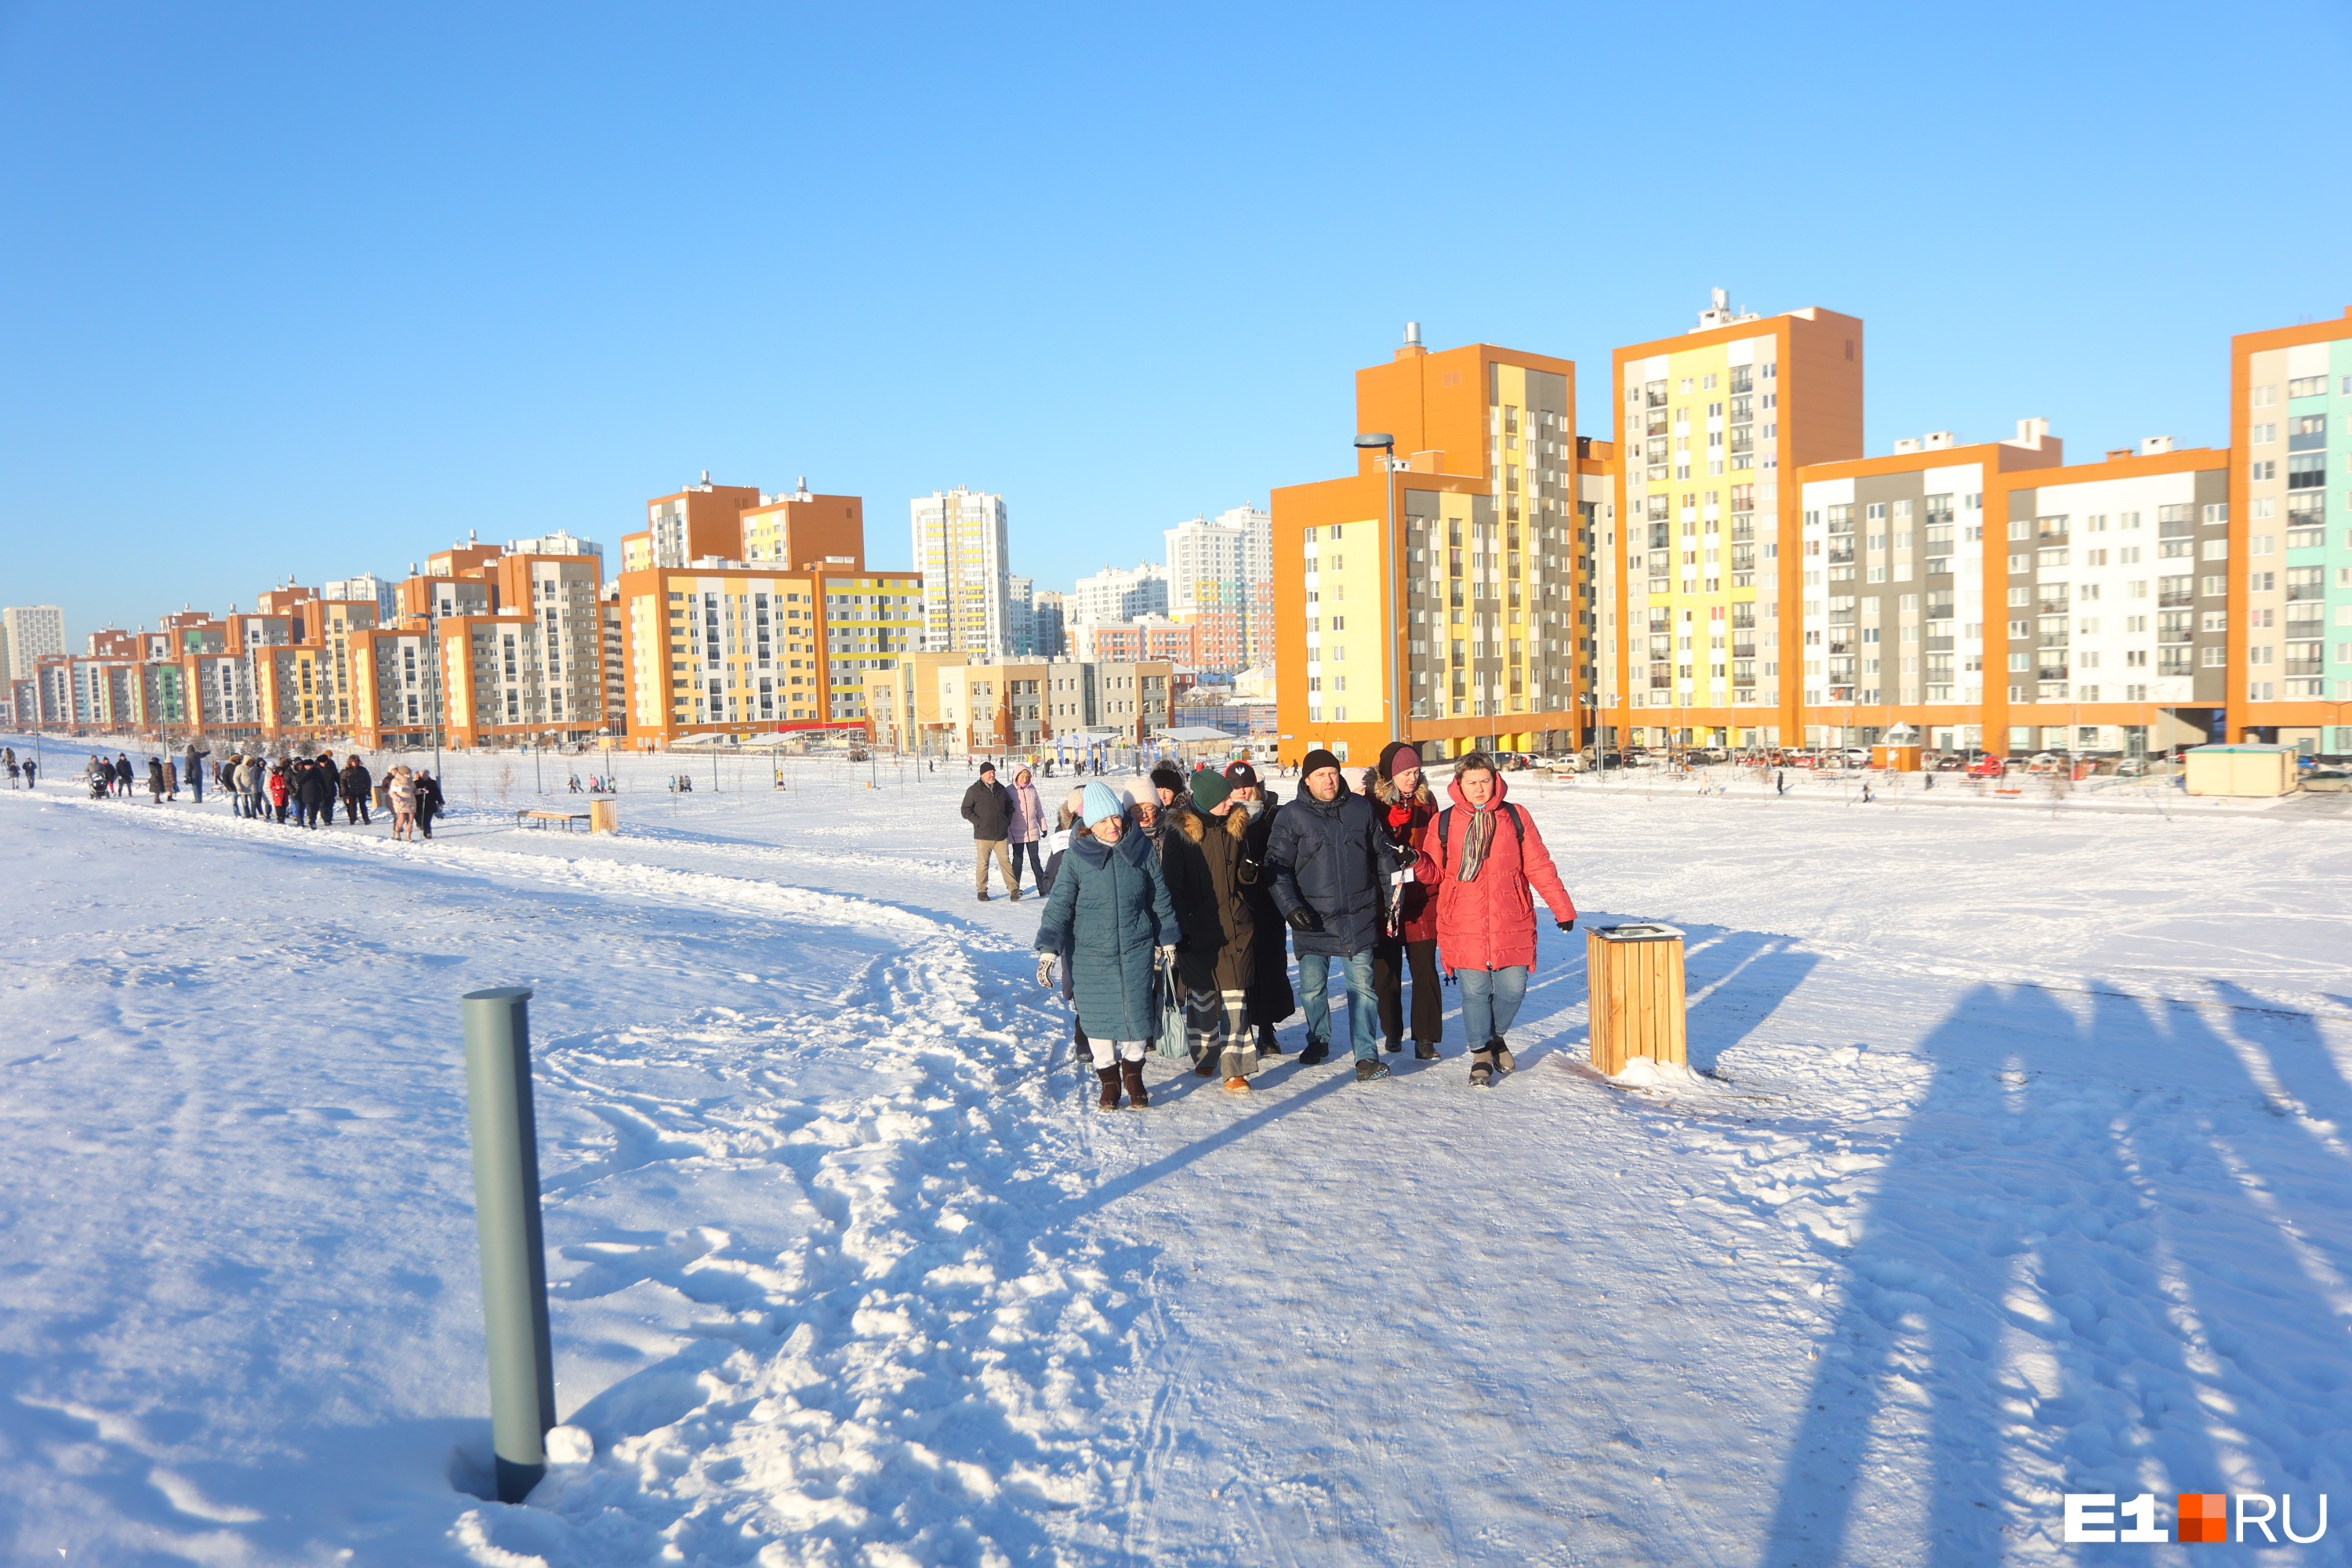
[2,764,2348,1565]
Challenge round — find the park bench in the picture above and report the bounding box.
[516,809,590,832]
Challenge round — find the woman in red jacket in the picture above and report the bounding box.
[1412,751,1577,1087]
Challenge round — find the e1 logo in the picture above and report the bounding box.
[2064,1492,2328,1544]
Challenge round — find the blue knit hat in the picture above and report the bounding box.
[1081,780,1124,828]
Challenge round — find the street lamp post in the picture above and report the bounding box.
[1353,433,1403,748]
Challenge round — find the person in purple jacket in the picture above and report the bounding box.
[1007,764,1047,897]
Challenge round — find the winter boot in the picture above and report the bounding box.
[1009,889,1022,902]
[1491,1037,1516,1074]
[1298,1040,1330,1066]
[1414,1040,1440,1061]
[1192,1046,1218,1077]
[1120,1059,1150,1109]
[1096,1067,1123,1109]
[1256,1022,1283,1057]
[1354,1058,1391,1083]
[1222,1075,1252,1093]
[1468,1059,1494,1089]
[1384,1036,1403,1054]
[978,890,991,902]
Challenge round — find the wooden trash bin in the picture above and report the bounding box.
[587,799,619,834]
[1586,923,1686,1074]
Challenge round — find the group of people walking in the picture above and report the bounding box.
[53,742,445,838]
[2,748,35,789]
[1022,746,1576,1109]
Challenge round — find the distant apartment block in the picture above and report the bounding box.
[1166,506,1271,673]
[911,487,1013,654]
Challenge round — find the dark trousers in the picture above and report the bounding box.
[344,796,369,824]
[1373,935,1443,1044]
[1012,839,1046,889]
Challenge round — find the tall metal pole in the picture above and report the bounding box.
[1384,443,1400,746]
[460,986,556,1504]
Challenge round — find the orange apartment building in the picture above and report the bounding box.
[1088,618,1199,666]
[2231,307,2351,751]
[1272,327,1599,768]
[612,481,922,746]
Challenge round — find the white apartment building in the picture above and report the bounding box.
[322,574,401,624]
[1070,561,1169,626]
[1007,575,1036,655]
[1033,590,1068,659]
[911,487,1012,654]
[3,604,67,686]
[506,531,602,559]
[1164,506,1270,615]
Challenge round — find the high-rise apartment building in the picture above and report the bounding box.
[617,481,921,745]
[739,484,865,573]
[322,574,401,625]
[1272,327,1596,767]
[1166,506,1270,673]
[911,487,1012,654]
[1007,576,1036,655]
[4,604,67,699]
[1069,561,1170,626]
[2234,307,2352,752]
[626,476,764,573]
[1607,295,1865,749]
[1032,590,1068,659]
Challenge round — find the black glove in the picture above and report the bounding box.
[1286,908,1320,934]
[1556,919,1575,932]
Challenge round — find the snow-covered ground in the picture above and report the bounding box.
[3,741,2349,1566]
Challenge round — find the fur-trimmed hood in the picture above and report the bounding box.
[1363,767,1435,811]
[1175,803,1250,844]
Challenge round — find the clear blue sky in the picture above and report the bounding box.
[5,1,2348,642]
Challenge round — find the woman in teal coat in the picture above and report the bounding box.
[1036,780,1180,1109]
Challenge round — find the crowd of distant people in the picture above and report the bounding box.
[12,739,448,841]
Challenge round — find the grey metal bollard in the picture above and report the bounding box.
[461,986,557,1504]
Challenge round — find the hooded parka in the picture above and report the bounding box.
[1160,804,1257,996]
[1034,824,1180,1041]
[1412,774,1577,974]
[1234,789,1295,1022]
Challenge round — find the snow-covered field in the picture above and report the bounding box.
[3,742,2349,1566]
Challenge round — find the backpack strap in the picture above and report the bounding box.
[1438,804,1521,873]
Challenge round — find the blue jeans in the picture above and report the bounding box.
[1012,839,1046,889]
[1298,950,1379,1062]
[1456,965,1529,1047]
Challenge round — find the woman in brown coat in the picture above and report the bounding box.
[1161,768,1259,1091]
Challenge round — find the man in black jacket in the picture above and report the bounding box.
[1265,748,1396,1080]
[340,756,374,825]
[961,761,1018,902]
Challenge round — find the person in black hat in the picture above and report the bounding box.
[1223,759,1292,1055]
[961,760,1017,901]
[1265,748,1396,1082]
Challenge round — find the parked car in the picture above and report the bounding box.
[1933,753,1967,772]
[2114,757,2150,777]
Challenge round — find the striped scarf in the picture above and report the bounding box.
[1456,806,1497,882]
